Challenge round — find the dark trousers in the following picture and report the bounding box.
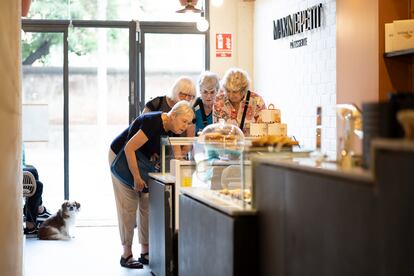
[23,165,43,225]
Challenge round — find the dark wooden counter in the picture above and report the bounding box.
[253,139,414,276]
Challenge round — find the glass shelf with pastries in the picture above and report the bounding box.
[161,121,310,214]
[180,119,255,215]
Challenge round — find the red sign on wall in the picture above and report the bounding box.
[216,33,232,58]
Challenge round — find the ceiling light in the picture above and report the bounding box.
[197,16,209,32]
[176,0,202,13]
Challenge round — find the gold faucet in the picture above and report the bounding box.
[336,104,363,168]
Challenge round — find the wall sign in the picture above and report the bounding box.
[273,3,323,40]
[290,38,307,49]
[216,33,232,57]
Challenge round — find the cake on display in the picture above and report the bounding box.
[249,123,267,137]
[250,104,287,137]
[267,123,287,136]
[260,104,281,123]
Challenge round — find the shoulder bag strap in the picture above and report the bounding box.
[239,90,251,130]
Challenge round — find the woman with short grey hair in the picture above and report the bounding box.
[213,68,266,135]
[143,76,196,113]
[193,71,220,135]
[109,100,194,269]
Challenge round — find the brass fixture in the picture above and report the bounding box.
[336,104,363,168]
[176,0,202,13]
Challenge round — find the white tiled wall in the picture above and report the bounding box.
[253,0,337,158]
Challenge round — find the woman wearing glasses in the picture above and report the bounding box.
[143,76,196,158]
[143,76,196,113]
[213,67,266,135]
[193,71,220,135]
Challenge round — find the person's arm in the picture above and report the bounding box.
[187,123,196,137]
[179,124,195,157]
[173,145,184,159]
[254,94,267,122]
[124,130,149,192]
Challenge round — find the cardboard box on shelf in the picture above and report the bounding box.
[392,19,414,51]
[385,23,395,53]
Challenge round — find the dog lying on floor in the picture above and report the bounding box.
[38,201,80,240]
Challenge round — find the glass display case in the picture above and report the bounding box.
[180,120,254,213]
[159,121,309,213]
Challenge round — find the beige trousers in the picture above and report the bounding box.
[108,149,149,246]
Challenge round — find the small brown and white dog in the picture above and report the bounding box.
[38,201,81,240]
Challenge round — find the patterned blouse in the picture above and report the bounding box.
[213,90,266,135]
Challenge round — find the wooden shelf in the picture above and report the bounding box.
[384,48,414,58]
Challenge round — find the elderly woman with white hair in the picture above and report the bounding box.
[143,76,197,158]
[143,76,196,113]
[213,68,266,135]
[109,101,194,269]
[193,71,220,135]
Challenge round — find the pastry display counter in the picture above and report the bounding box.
[175,121,259,276]
[180,187,255,216]
[178,122,311,275]
[178,190,258,276]
[252,139,414,276]
[151,137,414,276]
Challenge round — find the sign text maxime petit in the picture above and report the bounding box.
[273,3,323,49]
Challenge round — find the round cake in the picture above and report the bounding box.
[267,123,287,136]
[249,123,267,137]
[260,108,281,123]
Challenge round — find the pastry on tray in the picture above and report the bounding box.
[251,135,299,147]
[203,132,237,143]
[218,188,252,202]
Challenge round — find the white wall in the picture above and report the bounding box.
[209,0,254,80]
[254,0,337,157]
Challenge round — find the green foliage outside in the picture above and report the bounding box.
[22,0,119,65]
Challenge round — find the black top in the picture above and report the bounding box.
[110,112,176,158]
[145,96,172,112]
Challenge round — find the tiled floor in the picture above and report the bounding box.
[23,226,152,276]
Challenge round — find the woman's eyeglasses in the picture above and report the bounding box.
[202,89,216,96]
[179,92,195,100]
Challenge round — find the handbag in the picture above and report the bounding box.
[111,149,157,192]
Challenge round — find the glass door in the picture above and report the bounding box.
[22,20,137,226]
[137,23,209,113]
[67,25,131,225]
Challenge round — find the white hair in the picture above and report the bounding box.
[168,100,195,119]
[198,71,220,93]
[169,76,196,102]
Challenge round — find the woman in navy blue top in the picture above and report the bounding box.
[109,100,194,269]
